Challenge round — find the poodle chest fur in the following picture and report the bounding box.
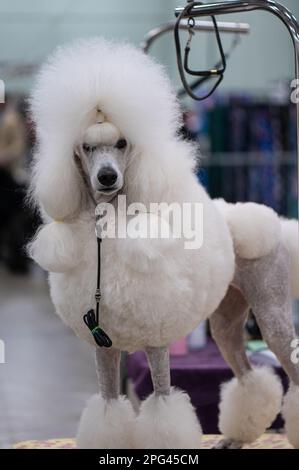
[48,211,234,352]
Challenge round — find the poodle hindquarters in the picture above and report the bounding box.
[212,201,299,449]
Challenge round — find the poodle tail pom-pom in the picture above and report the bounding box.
[214,199,281,259]
[28,221,81,273]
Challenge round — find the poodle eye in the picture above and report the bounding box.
[115,139,127,150]
[82,143,96,154]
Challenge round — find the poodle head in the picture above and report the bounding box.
[75,118,131,203]
[30,37,182,221]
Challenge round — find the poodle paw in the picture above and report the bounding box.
[76,394,136,448]
[134,388,202,449]
[214,438,243,449]
[219,366,282,444]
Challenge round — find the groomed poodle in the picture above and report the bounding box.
[28,37,299,449]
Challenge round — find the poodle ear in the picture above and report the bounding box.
[32,138,85,221]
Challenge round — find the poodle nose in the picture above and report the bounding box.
[97,167,118,187]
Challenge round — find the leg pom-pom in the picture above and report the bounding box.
[219,366,283,443]
[76,394,136,449]
[134,388,202,449]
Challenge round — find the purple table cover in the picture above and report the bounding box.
[126,340,288,434]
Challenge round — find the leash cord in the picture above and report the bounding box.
[83,235,112,348]
[75,152,113,347]
[95,236,101,325]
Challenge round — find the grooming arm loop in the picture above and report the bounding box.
[175,0,299,223]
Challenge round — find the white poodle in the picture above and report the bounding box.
[28,37,299,449]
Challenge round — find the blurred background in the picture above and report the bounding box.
[0,0,299,449]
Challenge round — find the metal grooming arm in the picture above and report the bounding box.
[175,0,299,212]
[141,19,249,53]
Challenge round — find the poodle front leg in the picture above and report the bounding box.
[95,346,120,400]
[135,346,202,449]
[76,347,136,449]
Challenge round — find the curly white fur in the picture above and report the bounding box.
[84,122,120,146]
[282,384,299,448]
[29,38,235,352]
[76,394,136,449]
[214,199,299,298]
[214,199,281,259]
[219,366,283,443]
[28,221,83,273]
[134,388,202,449]
[116,212,179,274]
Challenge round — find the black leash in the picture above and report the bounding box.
[75,152,113,348]
[83,235,112,348]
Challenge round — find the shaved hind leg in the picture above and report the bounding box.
[236,243,299,386]
[210,285,251,448]
[210,284,250,379]
[237,243,299,447]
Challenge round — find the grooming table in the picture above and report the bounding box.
[13,434,292,449]
[126,340,289,434]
